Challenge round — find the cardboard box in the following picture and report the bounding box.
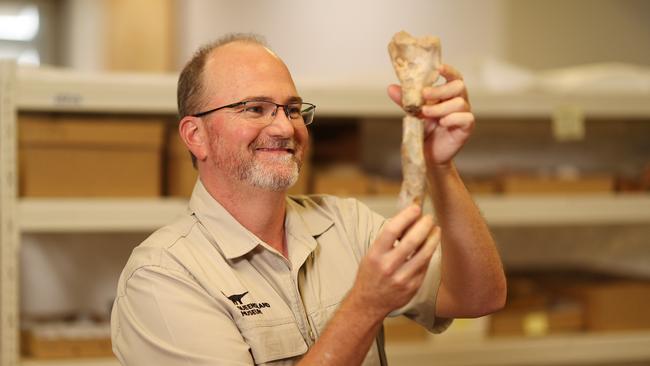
[313,165,369,196]
[489,276,584,337]
[368,176,401,196]
[464,178,499,194]
[433,317,489,343]
[22,333,113,359]
[501,175,614,194]
[489,301,583,337]
[19,114,165,197]
[383,316,429,342]
[563,281,650,332]
[21,321,113,359]
[166,132,198,197]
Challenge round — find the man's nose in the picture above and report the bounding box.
[267,106,295,137]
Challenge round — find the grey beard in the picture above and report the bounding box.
[247,153,300,191]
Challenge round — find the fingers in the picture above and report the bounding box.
[390,214,435,260]
[439,112,475,131]
[423,80,466,103]
[438,63,463,82]
[387,84,403,107]
[374,204,421,251]
[396,226,441,279]
[423,64,470,106]
[389,64,468,109]
[422,96,470,118]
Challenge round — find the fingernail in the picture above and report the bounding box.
[422,105,439,116]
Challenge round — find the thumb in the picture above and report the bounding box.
[387,84,403,107]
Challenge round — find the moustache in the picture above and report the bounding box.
[251,138,298,151]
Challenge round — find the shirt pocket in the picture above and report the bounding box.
[308,301,341,338]
[239,319,308,364]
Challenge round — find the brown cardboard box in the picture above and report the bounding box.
[563,281,650,332]
[489,302,583,337]
[383,316,429,342]
[368,176,401,196]
[464,178,499,194]
[313,165,369,196]
[167,132,198,197]
[490,276,584,337]
[22,332,113,359]
[501,175,614,194]
[19,114,165,197]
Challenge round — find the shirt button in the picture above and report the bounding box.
[308,328,315,341]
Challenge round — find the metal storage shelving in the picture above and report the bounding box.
[2,61,650,365]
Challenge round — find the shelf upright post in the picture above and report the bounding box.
[0,59,19,366]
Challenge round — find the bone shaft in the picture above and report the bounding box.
[398,115,426,210]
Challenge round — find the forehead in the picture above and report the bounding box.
[202,42,298,103]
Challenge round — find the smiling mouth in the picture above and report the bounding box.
[255,147,295,154]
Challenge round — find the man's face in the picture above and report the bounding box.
[199,42,309,191]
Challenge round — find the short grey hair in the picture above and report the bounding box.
[177,33,267,118]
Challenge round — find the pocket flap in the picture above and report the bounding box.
[240,321,308,363]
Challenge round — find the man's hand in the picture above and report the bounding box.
[388,64,474,167]
[349,204,441,319]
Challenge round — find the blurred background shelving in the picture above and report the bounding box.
[1,1,650,365]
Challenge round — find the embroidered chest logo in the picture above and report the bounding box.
[223,291,271,317]
[227,291,249,305]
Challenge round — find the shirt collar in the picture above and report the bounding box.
[285,196,334,240]
[188,180,334,260]
[189,180,260,259]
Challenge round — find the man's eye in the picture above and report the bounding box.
[243,104,265,116]
[287,106,302,117]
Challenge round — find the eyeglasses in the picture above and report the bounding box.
[191,100,316,126]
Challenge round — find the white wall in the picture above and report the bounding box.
[177,0,508,87]
[59,0,105,70]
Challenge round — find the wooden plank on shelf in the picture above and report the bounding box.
[360,194,650,226]
[299,83,650,119]
[14,66,650,119]
[386,330,650,366]
[18,199,188,233]
[21,358,119,366]
[471,90,650,119]
[476,194,650,226]
[17,194,650,233]
[16,67,177,114]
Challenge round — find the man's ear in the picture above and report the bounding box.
[179,116,208,162]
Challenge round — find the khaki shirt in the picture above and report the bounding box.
[111,181,449,365]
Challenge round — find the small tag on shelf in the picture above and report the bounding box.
[552,105,585,141]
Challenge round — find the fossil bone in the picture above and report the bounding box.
[388,31,441,210]
[387,31,444,318]
[388,31,441,115]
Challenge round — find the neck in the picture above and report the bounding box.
[200,173,288,257]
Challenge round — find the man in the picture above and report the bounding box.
[111,33,506,365]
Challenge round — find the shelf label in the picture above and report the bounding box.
[523,311,549,337]
[552,105,585,141]
[53,93,83,107]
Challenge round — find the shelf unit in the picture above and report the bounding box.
[17,194,650,233]
[2,62,650,366]
[386,330,650,366]
[15,330,650,366]
[21,359,119,366]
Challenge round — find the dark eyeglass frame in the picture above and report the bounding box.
[191,100,317,125]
